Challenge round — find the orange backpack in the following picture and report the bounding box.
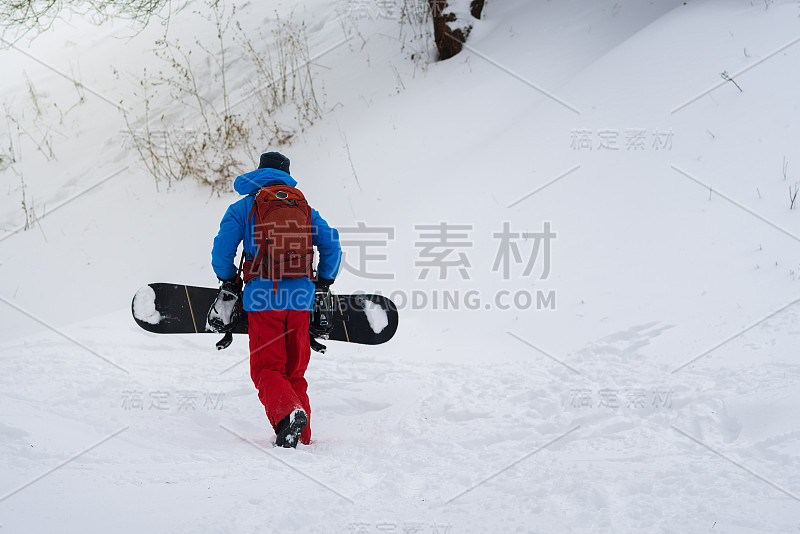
[242,184,314,292]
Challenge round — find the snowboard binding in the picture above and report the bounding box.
[309,288,335,353]
[207,278,242,334]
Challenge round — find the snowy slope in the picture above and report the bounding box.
[2,0,800,532]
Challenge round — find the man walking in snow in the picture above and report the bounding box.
[210,152,341,447]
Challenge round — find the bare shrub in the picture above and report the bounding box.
[235,14,322,146]
[399,0,435,67]
[122,2,323,194]
[1,0,170,43]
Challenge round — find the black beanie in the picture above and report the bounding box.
[258,152,290,174]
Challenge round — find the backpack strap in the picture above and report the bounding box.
[247,192,258,224]
[242,192,262,284]
[236,250,246,282]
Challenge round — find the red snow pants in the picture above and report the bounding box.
[248,309,312,445]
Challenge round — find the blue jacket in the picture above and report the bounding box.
[211,168,341,311]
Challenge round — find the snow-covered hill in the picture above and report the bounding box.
[1,1,799,532]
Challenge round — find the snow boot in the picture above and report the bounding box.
[275,409,308,448]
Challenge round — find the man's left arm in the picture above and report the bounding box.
[212,201,246,281]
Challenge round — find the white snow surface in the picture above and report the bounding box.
[1,0,800,533]
[362,298,389,334]
[132,285,162,325]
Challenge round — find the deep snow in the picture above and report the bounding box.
[1,0,800,532]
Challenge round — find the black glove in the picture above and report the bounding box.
[314,277,334,291]
[207,276,242,333]
[310,286,334,339]
[219,276,242,293]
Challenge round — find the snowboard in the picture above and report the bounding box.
[132,283,398,351]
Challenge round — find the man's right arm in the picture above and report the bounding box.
[310,208,342,283]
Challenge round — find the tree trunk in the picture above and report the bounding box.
[428,0,485,61]
[470,0,486,19]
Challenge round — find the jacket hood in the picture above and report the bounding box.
[234,168,297,195]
